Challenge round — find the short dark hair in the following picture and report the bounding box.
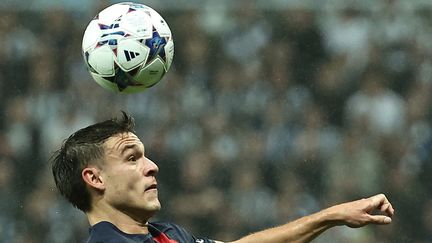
[51,111,135,212]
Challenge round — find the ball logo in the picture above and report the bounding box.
[124,50,140,61]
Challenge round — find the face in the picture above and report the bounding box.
[100,132,161,219]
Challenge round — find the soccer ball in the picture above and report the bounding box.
[82,2,174,93]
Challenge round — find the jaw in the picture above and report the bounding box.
[130,191,162,218]
[125,200,161,223]
[94,190,162,222]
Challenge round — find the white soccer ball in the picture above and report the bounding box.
[82,2,174,93]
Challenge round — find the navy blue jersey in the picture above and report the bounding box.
[87,221,216,243]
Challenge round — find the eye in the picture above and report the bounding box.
[128,155,137,162]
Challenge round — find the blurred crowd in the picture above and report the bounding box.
[0,0,431,242]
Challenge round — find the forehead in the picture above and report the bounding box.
[104,132,143,152]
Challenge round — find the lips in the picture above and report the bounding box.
[145,183,157,191]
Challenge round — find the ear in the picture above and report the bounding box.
[82,167,105,191]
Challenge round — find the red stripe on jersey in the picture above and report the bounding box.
[152,232,179,243]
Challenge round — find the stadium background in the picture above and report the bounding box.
[0,0,431,242]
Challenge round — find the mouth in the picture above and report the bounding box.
[145,183,157,192]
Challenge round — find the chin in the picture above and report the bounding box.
[153,201,162,211]
[144,204,161,219]
[146,200,161,212]
[132,202,161,220]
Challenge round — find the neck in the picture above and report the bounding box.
[87,202,151,235]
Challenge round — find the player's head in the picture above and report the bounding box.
[51,111,160,217]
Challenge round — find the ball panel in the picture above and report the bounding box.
[164,39,174,71]
[135,57,166,87]
[148,9,171,37]
[98,4,129,24]
[120,10,153,38]
[90,73,119,91]
[88,45,115,75]
[91,71,149,94]
[116,39,150,71]
[82,20,102,51]
[144,30,167,63]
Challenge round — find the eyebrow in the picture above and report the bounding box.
[121,144,138,155]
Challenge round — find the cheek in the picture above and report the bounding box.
[102,163,146,194]
[114,171,143,192]
[105,169,137,190]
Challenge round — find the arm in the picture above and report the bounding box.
[215,194,394,243]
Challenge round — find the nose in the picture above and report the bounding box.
[145,157,159,177]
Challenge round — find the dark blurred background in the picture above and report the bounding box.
[0,0,431,242]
